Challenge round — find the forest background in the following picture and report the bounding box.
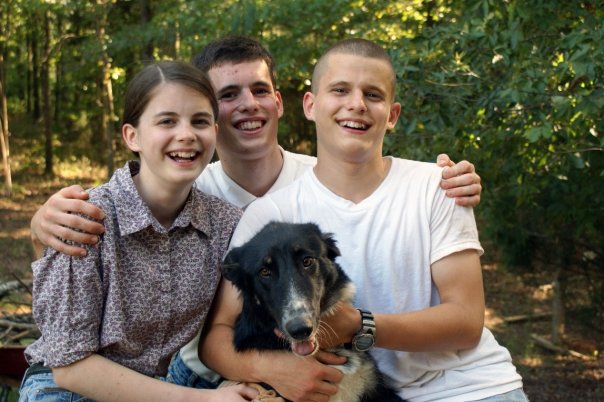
[0,0,602,400]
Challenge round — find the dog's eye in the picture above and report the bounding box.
[259,267,271,278]
[302,257,316,268]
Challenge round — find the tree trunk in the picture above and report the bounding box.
[0,72,12,196]
[42,10,53,176]
[31,18,40,121]
[0,4,12,195]
[96,1,115,179]
[138,0,154,61]
[54,15,63,123]
[551,268,566,344]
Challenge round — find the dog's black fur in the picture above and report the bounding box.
[222,221,404,402]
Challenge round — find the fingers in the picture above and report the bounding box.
[298,392,333,402]
[31,185,106,257]
[440,160,482,207]
[436,153,454,168]
[441,182,482,208]
[441,160,475,180]
[308,381,340,401]
[271,356,343,402]
[41,234,92,257]
[235,384,259,400]
[320,364,344,386]
[59,185,90,200]
[314,350,347,366]
[49,192,106,222]
[454,194,481,208]
[45,200,105,235]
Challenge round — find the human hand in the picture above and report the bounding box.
[317,301,360,350]
[199,383,259,401]
[263,352,343,402]
[31,185,105,257]
[437,154,482,207]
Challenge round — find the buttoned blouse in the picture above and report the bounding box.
[26,161,242,377]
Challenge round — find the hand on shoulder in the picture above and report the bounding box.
[31,184,106,257]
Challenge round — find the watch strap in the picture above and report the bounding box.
[351,308,375,351]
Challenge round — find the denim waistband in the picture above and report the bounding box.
[23,363,52,380]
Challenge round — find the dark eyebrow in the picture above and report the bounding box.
[216,85,241,97]
[327,80,350,88]
[217,80,273,96]
[153,111,214,118]
[328,80,387,97]
[192,111,214,119]
[153,111,178,118]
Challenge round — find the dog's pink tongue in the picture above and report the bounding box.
[291,340,316,356]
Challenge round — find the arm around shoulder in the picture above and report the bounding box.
[436,154,482,208]
[30,185,106,258]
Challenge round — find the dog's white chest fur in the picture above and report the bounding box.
[329,348,380,402]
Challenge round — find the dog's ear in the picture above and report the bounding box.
[221,247,242,283]
[321,232,341,260]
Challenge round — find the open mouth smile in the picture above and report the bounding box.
[235,119,265,131]
[167,151,200,162]
[338,120,369,131]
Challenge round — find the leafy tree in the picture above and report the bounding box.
[3,0,602,340]
[385,0,604,337]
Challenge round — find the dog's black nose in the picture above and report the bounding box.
[285,317,314,340]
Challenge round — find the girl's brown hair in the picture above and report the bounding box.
[122,60,218,128]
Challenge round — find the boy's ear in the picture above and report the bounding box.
[122,124,141,153]
[302,92,316,121]
[387,102,402,131]
[275,90,284,119]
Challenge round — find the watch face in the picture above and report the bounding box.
[354,334,374,352]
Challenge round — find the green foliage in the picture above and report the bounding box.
[3,0,603,322]
[385,0,603,324]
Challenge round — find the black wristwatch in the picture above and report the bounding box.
[351,309,376,352]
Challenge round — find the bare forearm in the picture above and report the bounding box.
[374,303,484,352]
[201,324,343,401]
[377,251,485,352]
[200,324,266,383]
[53,354,196,402]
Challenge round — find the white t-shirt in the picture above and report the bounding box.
[195,149,316,209]
[178,149,316,376]
[229,157,523,402]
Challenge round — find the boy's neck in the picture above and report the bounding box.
[314,155,392,204]
[218,144,284,197]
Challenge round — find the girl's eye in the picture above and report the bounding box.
[192,119,210,126]
[302,257,316,268]
[159,118,175,126]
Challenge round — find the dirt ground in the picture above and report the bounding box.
[1,173,603,401]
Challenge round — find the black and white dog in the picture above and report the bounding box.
[221,221,404,402]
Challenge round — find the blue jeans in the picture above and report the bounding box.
[162,352,218,389]
[471,388,530,401]
[18,369,92,402]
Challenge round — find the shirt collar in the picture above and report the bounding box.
[113,161,210,237]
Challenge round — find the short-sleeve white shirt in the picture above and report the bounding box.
[229,157,523,402]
